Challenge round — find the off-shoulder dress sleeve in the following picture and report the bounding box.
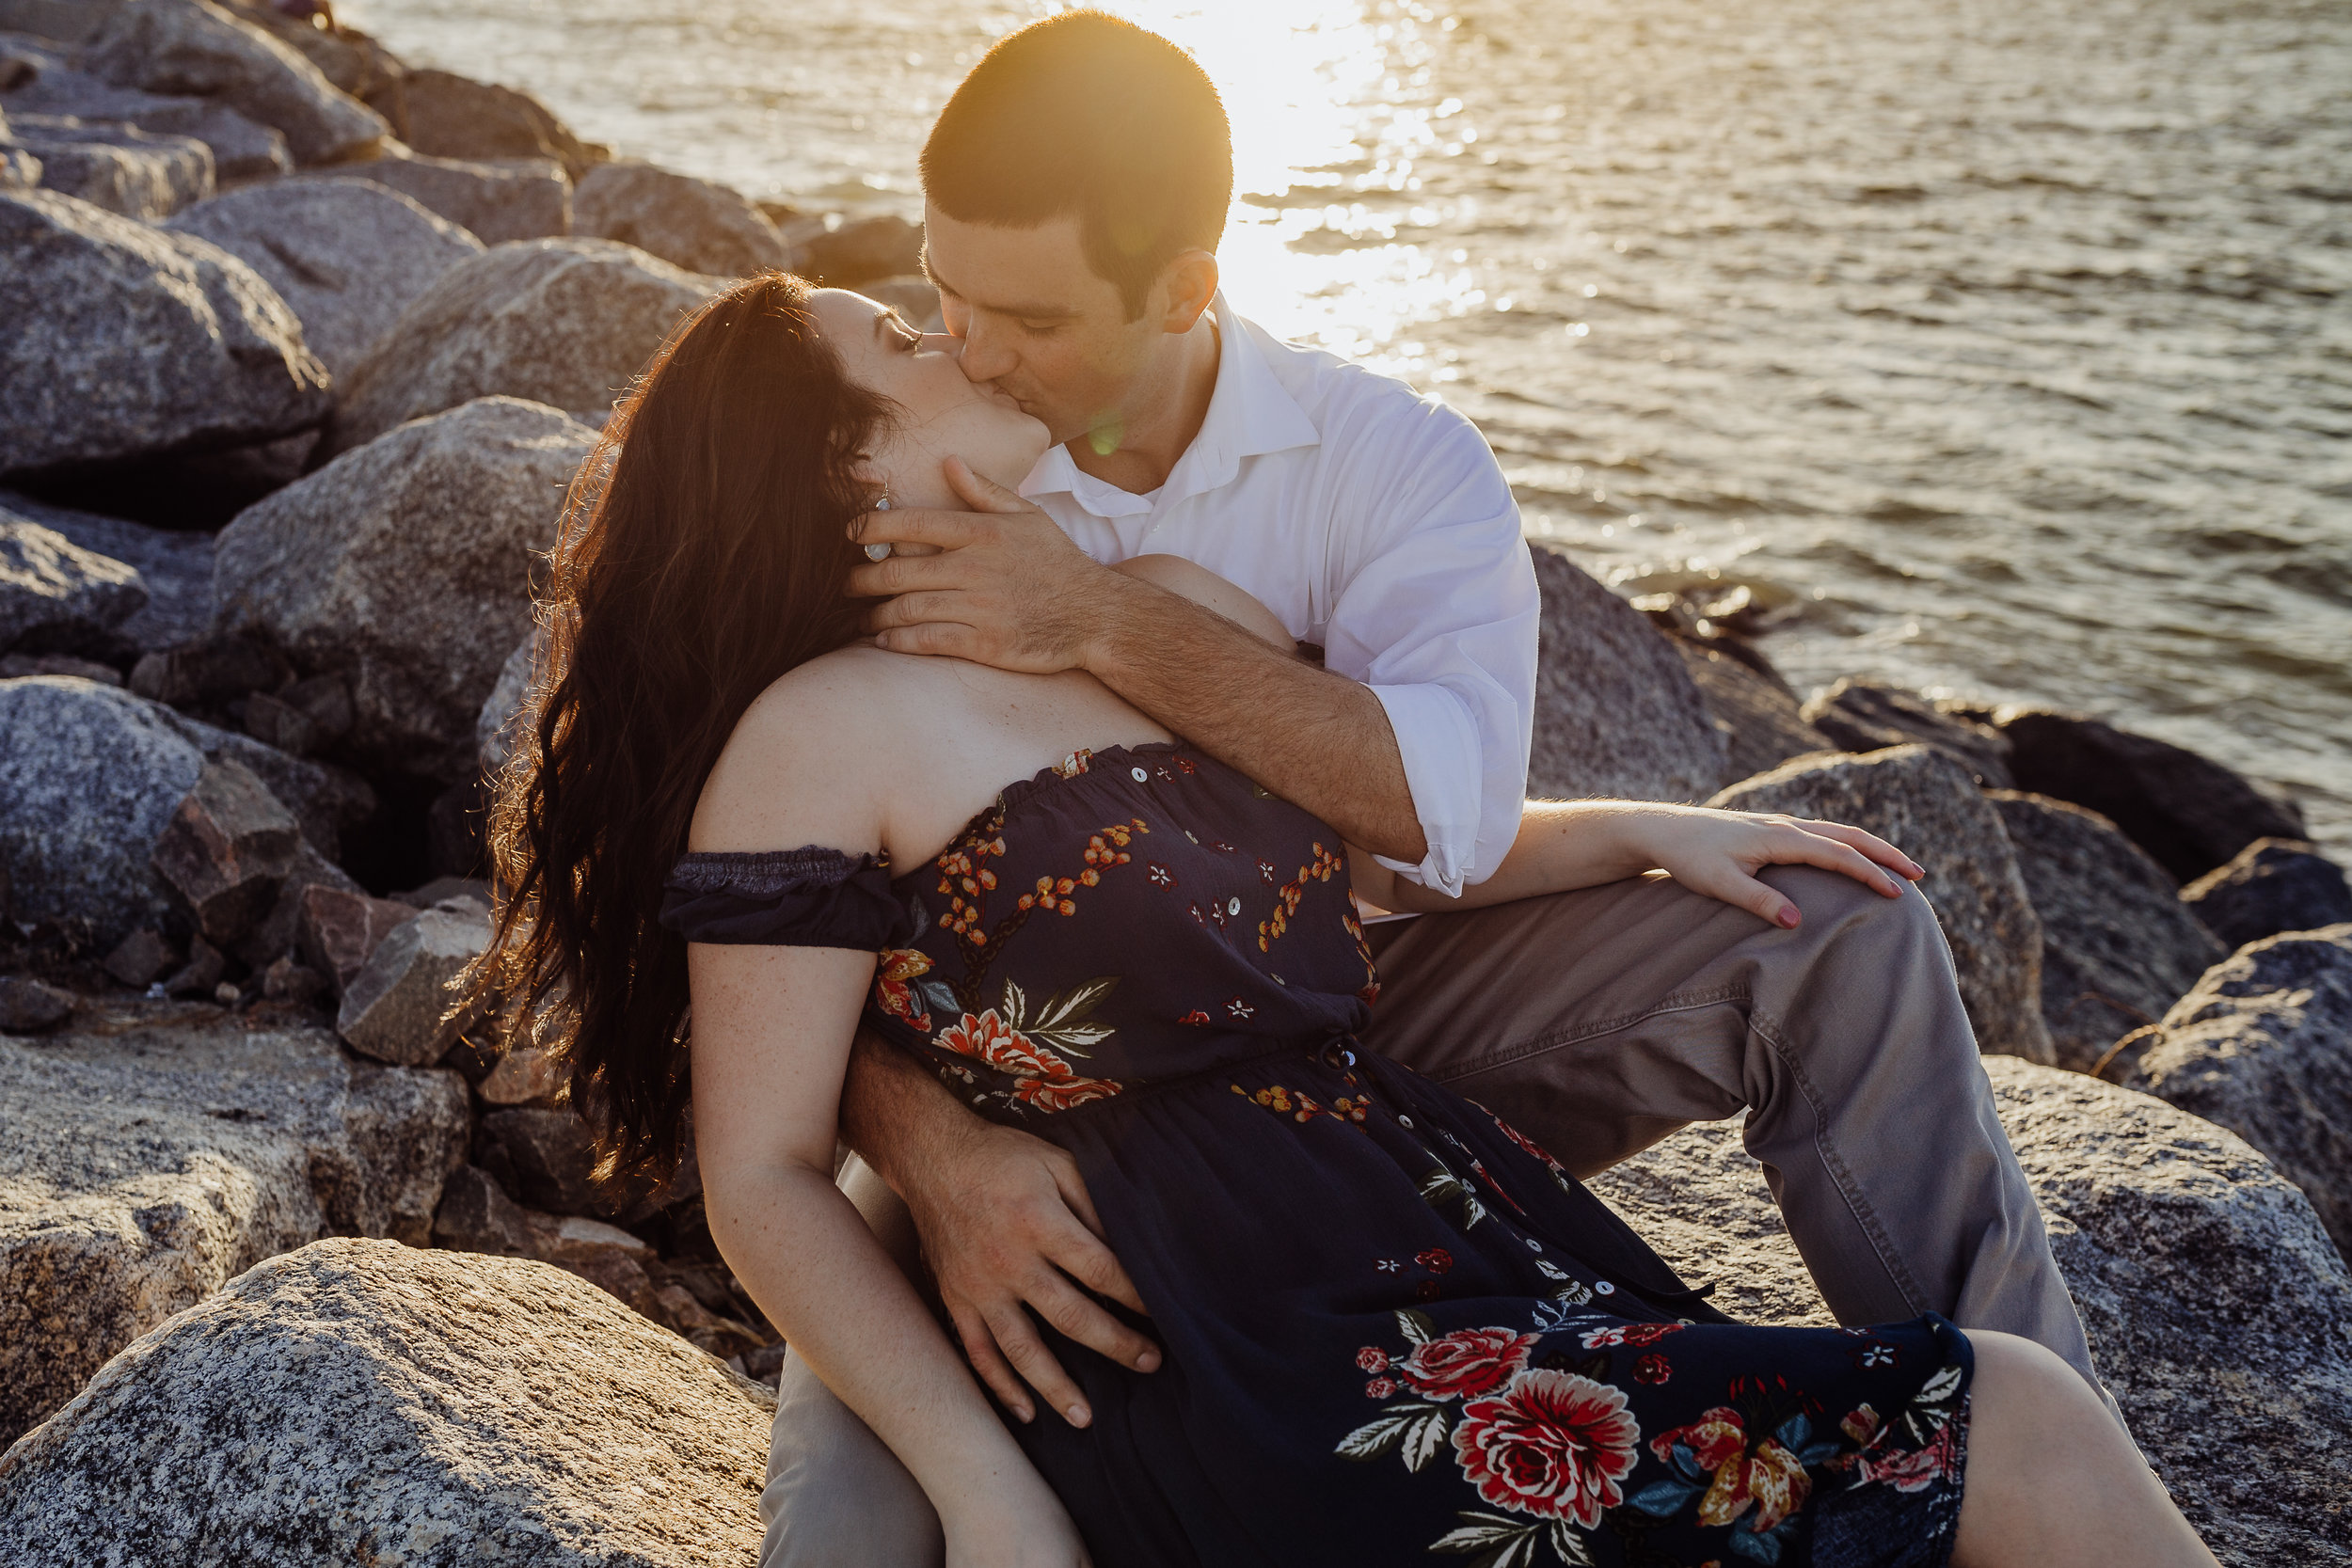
[658,847,918,951]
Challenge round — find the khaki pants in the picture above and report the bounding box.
[757,865,2106,1567]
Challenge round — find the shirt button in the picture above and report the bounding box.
[1131,767,1150,783]
[1227,896,1241,915]
[1594,1280,1616,1295]
[1397,1116,1414,1128]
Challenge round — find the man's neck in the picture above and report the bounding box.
[1067,312,1222,497]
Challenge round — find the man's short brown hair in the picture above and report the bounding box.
[921,11,1232,319]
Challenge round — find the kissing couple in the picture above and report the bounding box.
[469,13,2213,1568]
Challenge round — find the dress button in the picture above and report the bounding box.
[1397,1116,1414,1129]
[1594,1280,1616,1295]
[1131,767,1150,783]
[1227,896,1241,915]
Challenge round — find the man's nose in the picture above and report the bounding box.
[956,319,1019,385]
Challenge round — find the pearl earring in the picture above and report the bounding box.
[863,493,893,562]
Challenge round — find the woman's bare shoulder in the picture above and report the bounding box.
[690,643,960,853]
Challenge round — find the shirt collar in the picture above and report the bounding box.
[1021,292,1323,517]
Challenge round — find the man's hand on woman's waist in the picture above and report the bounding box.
[839,1028,1161,1429]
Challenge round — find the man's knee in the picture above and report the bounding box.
[1761,863,1947,960]
[760,1350,944,1568]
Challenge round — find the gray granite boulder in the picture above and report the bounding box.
[212,397,596,780]
[167,175,484,378]
[1800,677,2014,786]
[796,213,925,288]
[0,1239,771,1563]
[3,113,212,218]
[1991,705,2307,882]
[1988,791,2226,1072]
[1,47,292,180]
[476,631,535,773]
[0,675,204,942]
[0,676,355,941]
[0,490,215,650]
[322,239,713,459]
[0,511,145,653]
[2181,838,2352,950]
[2129,925,2352,1259]
[1711,745,2056,1061]
[337,899,490,1066]
[0,189,329,477]
[572,158,788,278]
[340,141,568,245]
[82,0,385,166]
[399,66,601,179]
[1528,546,1729,803]
[0,1007,469,1446]
[1674,639,1832,782]
[1585,1058,2352,1564]
[0,141,33,191]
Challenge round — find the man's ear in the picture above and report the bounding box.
[1155,249,1219,335]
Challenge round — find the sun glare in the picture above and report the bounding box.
[1094,0,1482,374]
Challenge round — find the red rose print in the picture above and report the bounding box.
[1364,1377,1396,1399]
[1179,1009,1211,1026]
[1416,1279,1441,1302]
[1396,1327,1537,1401]
[1451,1370,1641,1528]
[1415,1247,1454,1275]
[1357,1347,1390,1373]
[1632,1354,1671,1386]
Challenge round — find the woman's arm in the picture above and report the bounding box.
[1350,799,1926,928]
[689,673,1089,1566]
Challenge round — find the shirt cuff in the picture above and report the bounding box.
[1367,682,1486,899]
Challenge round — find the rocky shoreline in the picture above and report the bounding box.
[1,2,2348,1561]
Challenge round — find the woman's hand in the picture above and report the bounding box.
[1628,804,1925,927]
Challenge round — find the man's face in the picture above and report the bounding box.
[921,203,1168,451]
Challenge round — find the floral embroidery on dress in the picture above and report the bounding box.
[1259,842,1345,951]
[1340,1317,1968,1568]
[1232,1081,1374,1125]
[1340,1311,1639,1564]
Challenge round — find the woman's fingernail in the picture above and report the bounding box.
[1903,858,1925,877]
[1014,1405,1033,1423]
[1067,1404,1090,1427]
[1136,1350,1161,1371]
[1776,907,1801,928]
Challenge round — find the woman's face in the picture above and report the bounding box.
[811,288,1053,506]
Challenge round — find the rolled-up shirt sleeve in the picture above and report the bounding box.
[1320,404,1538,896]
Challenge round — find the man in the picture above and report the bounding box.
[762,12,2108,1563]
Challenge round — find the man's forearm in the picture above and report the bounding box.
[838,1024,984,1196]
[1082,582,1427,862]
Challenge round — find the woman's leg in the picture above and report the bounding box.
[1952,1331,2215,1568]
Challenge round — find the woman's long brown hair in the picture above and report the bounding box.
[470,272,892,1194]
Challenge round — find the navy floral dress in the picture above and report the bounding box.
[662,743,1971,1568]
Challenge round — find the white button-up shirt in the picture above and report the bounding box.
[1021,296,1538,895]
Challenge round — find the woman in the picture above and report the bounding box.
[476,274,2212,1568]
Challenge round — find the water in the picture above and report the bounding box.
[346,0,2352,862]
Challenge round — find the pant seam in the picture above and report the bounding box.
[1417,984,1753,1084]
[1744,1005,1933,1317]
